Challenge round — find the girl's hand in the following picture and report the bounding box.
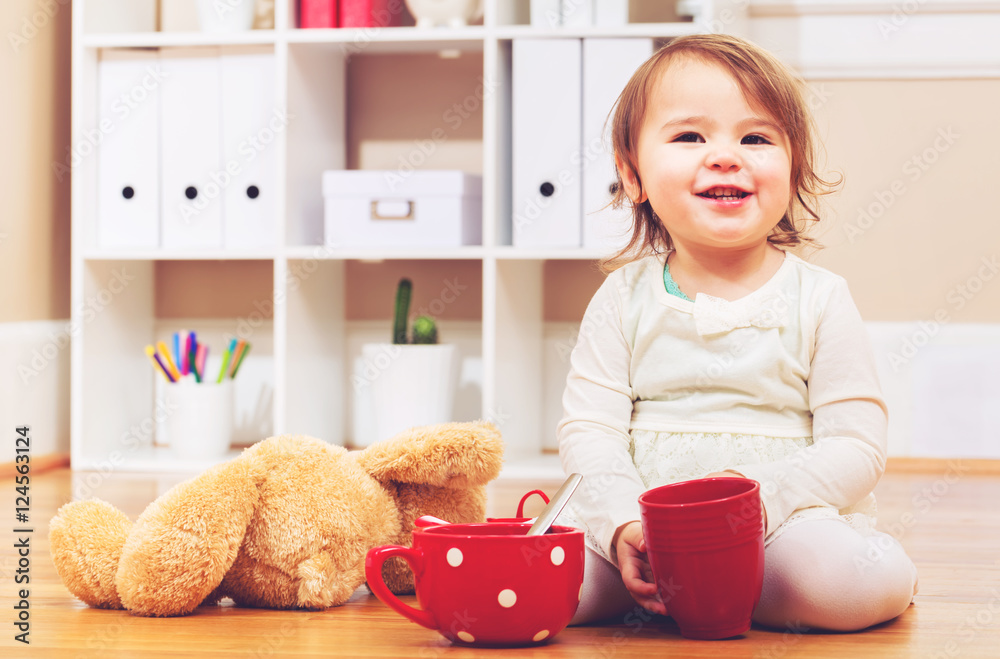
[614,521,668,616]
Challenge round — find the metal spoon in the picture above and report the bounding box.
[526,473,583,536]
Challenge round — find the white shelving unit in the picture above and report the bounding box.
[70,0,743,473]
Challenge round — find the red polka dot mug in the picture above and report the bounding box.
[365,522,585,646]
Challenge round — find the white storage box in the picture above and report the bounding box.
[323,170,482,248]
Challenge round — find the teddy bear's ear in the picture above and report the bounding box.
[355,420,504,488]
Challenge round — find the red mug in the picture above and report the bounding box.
[638,477,765,640]
[365,522,584,646]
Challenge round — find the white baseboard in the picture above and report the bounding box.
[868,322,1000,459]
[0,320,71,457]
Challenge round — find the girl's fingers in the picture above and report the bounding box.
[622,562,656,594]
[629,584,658,599]
[622,567,656,592]
[623,546,657,585]
[617,529,667,617]
[620,554,660,597]
[628,586,667,615]
[641,599,668,616]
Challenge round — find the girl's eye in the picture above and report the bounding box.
[673,132,704,143]
[742,134,771,145]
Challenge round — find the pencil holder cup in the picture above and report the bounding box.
[163,379,234,460]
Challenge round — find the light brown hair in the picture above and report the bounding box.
[602,34,839,273]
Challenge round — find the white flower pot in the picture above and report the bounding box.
[357,343,459,447]
[196,0,256,33]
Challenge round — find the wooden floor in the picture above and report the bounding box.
[2,463,999,658]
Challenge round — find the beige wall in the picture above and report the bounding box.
[345,260,482,322]
[4,8,998,327]
[809,78,1000,323]
[154,261,274,319]
[346,52,484,172]
[1,0,71,322]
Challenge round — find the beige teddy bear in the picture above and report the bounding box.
[49,421,504,616]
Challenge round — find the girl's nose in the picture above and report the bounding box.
[707,145,742,172]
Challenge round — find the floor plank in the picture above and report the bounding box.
[2,464,999,658]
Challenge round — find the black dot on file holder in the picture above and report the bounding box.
[246,185,260,199]
[540,182,555,197]
[122,186,135,200]
[185,186,198,200]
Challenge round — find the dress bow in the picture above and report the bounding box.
[692,292,790,336]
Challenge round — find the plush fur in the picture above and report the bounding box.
[49,421,504,617]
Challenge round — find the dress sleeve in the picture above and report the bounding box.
[727,278,888,538]
[558,274,648,561]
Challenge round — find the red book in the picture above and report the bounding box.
[339,0,403,28]
[300,0,338,28]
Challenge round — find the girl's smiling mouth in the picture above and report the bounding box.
[696,185,752,200]
[696,186,752,207]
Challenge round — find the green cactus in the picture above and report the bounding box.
[391,278,439,345]
[392,278,412,345]
[411,315,438,344]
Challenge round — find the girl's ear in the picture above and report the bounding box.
[615,153,647,204]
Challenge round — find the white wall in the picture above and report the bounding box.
[0,322,71,456]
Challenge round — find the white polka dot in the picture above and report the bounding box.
[457,631,475,643]
[533,630,550,642]
[550,546,565,566]
[446,547,463,567]
[498,589,517,608]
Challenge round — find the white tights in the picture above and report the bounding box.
[571,519,919,632]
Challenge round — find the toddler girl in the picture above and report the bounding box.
[558,34,918,631]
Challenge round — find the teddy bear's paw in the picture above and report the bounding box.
[296,553,362,609]
[49,499,131,609]
[114,458,261,617]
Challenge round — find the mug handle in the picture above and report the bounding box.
[365,545,437,631]
[516,490,551,518]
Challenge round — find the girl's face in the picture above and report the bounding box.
[620,57,792,255]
